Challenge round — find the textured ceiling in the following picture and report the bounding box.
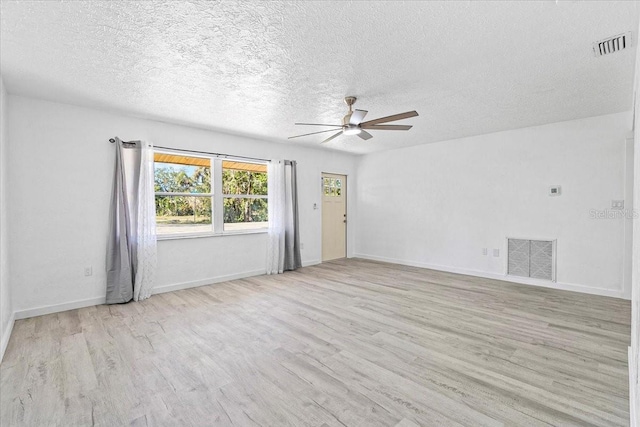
[1,1,638,154]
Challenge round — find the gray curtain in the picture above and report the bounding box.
[105,138,140,304]
[283,160,302,271]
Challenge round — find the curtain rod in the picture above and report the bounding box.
[109,137,270,163]
[109,138,138,145]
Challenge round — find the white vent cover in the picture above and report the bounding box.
[593,32,632,56]
[507,238,556,282]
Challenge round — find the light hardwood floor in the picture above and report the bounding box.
[0,259,631,426]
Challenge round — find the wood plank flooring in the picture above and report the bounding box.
[0,258,631,426]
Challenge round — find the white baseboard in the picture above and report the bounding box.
[13,270,268,320]
[14,296,106,320]
[302,259,321,267]
[152,269,266,295]
[9,271,264,321]
[10,264,322,324]
[353,253,628,300]
[1,311,15,362]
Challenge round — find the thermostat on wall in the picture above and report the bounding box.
[549,186,561,196]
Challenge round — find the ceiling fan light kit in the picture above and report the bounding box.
[343,125,362,136]
[289,96,418,144]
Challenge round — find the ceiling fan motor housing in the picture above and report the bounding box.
[343,96,357,126]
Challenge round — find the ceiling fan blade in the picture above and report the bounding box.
[320,131,343,144]
[288,129,341,139]
[360,111,418,127]
[361,124,412,131]
[294,123,342,127]
[349,109,368,125]
[358,130,373,140]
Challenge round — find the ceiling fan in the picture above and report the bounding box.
[288,96,418,144]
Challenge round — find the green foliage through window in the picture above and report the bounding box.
[154,162,211,220]
[153,155,269,234]
[223,168,268,225]
[154,158,213,234]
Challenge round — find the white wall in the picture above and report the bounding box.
[0,75,13,360]
[356,112,632,299]
[7,95,358,317]
[3,92,634,339]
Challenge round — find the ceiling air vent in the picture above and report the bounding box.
[593,32,632,56]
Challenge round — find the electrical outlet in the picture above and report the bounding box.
[84,266,92,277]
[493,249,500,257]
[611,200,624,210]
[482,248,488,256]
[300,242,305,250]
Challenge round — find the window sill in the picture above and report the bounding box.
[157,229,268,241]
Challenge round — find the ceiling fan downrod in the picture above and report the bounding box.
[342,96,359,133]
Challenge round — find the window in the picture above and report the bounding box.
[154,154,212,235]
[323,177,342,196]
[222,161,268,231]
[153,152,268,237]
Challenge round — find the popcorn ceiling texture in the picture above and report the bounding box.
[1,1,638,153]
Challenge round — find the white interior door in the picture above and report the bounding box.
[322,173,347,261]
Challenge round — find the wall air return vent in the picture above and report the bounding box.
[593,32,632,57]
[507,238,556,282]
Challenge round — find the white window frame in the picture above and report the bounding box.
[154,149,268,240]
[220,158,269,233]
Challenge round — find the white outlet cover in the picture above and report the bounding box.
[611,200,624,210]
